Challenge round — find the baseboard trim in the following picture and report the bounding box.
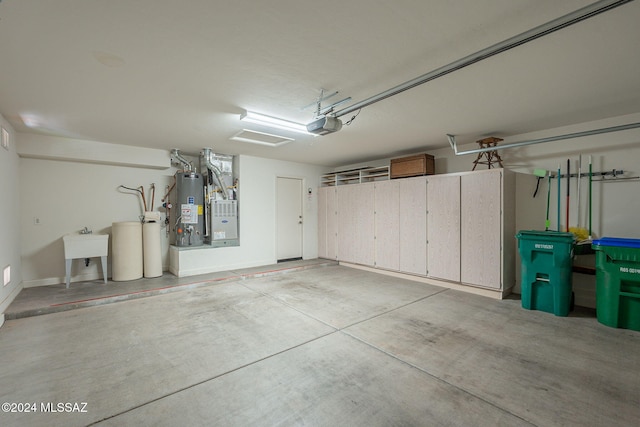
[340,262,511,300]
[1,281,24,320]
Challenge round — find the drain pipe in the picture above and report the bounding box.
[171,149,192,172]
[202,148,228,200]
[332,0,633,119]
[446,122,640,155]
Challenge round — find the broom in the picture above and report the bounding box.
[569,155,590,242]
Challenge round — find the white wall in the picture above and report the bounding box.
[239,154,324,262]
[171,154,327,276]
[0,116,22,325]
[18,133,169,169]
[18,136,176,287]
[17,135,328,284]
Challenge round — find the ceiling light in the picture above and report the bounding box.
[240,110,316,136]
[19,113,41,128]
[231,129,294,147]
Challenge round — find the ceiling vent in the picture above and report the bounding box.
[230,129,293,147]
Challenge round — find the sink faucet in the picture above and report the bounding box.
[80,226,92,234]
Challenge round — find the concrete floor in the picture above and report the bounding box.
[4,259,334,320]
[1,262,638,426]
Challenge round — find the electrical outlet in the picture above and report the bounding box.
[1,127,8,150]
[3,265,10,287]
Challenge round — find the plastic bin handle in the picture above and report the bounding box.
[620,292,640,299]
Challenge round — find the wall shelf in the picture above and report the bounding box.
[321,166,389,186]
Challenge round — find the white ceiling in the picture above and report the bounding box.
[1,0,639,167]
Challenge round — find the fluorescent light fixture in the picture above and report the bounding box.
[1,127,8,150]
[3,265,10,287]
[240,110,316,136]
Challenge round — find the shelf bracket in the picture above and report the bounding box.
[447,134,458,154]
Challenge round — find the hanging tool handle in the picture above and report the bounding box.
[545,173,551,231]
[566,159,570,232]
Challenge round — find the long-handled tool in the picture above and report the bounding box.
[557,164,561,232]
[576,155,582,228]
[545,171,551,231]
[570,155,590,242]
[150,183,156,211]
[533,169,546,197]
[589,155,593,239]
[566,159,570,232]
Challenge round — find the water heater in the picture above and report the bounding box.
[175,171,204,246]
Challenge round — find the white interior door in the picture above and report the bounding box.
[277,177,303,260]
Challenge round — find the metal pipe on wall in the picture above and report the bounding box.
[202,148,229,200]
[171,149,192,171]
[332,0,633,119]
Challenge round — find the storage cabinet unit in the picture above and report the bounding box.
[337,183,375,266]
[426,174,461,282]
[399,177,427,276]
[374,180,400,271]
[318,186,328,258]
[318,168,516,298]
[325,187,338,261]
[318,186,338,260]
[461,170,503,288]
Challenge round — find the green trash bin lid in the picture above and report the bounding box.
[516,230,576,243]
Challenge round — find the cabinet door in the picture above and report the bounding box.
[337,183,375,266]
[374,180,400,271]
[461,170,502,288]
[318,186,337,259]
[318,186,328,258]
[325,186,338,260]
[399,177,427,275]
[427,175,460,282]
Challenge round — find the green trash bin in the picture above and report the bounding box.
[592,237,640,331]
[516,230,576,316]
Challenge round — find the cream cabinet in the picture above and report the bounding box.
[318,186,337,260]
[318,168,515,297]
[399,177,427,275]
[374,180,400,270]
[426,174,461,282]
[460,169,515,290]
[337,183,375,266]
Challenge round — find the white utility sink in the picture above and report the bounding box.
[63,232,109,288]
[63,232,109,258]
